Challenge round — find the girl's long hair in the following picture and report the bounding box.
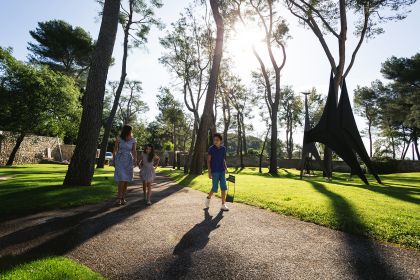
[144,144,155,162]
[120,125,132,141]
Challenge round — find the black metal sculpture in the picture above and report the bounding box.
[300,91,323,179]
[338,80,382,184]
[302,72,381,185]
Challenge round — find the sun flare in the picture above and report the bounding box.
[226,24,265,68]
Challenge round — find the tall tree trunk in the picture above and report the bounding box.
[6,133,25,166]
[368,121,372,158]
[401,138,411,160]
[240,113,247,155]
[269,105,279,174]
[221,94,230,150]
[64,0,120,186]
[414,130,420,160]
[184,121,197,173]
[289,128,294,159]
[223,127,229,152]
[190,0,224,174]
[391,134,396,160]
[323,146,332,177]
[97,3,132,169]
[237,113,244,168]
[236,114,241,156]
[259,126,270,173]
[173,123,177,169]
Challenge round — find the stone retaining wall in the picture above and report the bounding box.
[0,132,73,165]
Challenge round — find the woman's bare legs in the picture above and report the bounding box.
[122,182,128,203]
[142,181,147,200]
[117,181,125,205]
[146,182,152,204]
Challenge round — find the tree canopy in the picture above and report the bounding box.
[28,20,95,82]
[0,47,80,138]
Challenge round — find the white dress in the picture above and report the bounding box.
[140,153,156,183]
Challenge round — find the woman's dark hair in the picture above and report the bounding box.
[120,125,133,141]
[213,133,223,141]
[144,144,155,162]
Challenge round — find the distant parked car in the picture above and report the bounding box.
[105,152,114,166]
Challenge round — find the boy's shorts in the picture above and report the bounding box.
[211,172,227,192]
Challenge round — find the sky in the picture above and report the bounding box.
[1,0,420,156]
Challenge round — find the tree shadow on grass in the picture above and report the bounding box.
[164,209,224,278]
[0,177,183,274]
[326,177,420,206]
[307,180,400,279]
[0,182,115,222]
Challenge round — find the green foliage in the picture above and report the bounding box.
[162,167,420,249]
[0,164,115,220]
[279,86,303,159]
[163,141,174,151]
[146,121,165,150]
[156,87,191,151]
[381,53,420,129]
[118,0,163,47]
[102,80,149,145]
[117,80,149,125]
[306,87,325,127]
[358,53,420,159]
[354,83,380,124]
[0,47,81,139]
[247,148,259,155]
[28,20,95,83]
[1,256,104,280]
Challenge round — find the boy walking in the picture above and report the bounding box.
[205,133,229,211]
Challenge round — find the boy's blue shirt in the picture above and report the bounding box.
[208,145,226,173]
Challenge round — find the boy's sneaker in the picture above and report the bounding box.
[221,204,229,211]
[204,197,211,208]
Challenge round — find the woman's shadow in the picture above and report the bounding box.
[165,208,224,278]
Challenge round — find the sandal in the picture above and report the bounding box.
[147,201,152,205]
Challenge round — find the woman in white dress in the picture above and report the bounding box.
[139,144,160,205]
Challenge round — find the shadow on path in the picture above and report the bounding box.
[164,209,224,278]
[0,176,182,273]
[308,180,400,279]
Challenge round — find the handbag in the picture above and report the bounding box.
[226,174,236,203]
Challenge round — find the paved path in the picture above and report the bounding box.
[0,174,419,280]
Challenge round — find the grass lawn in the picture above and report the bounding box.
[1,256,104,280]
[0,164,116,221]
[160,167,420,249]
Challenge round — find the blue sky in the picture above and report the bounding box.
[1,0,419,155]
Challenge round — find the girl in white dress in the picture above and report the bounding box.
[139,144,160,205]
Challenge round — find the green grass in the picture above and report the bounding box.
[0,164,116,220]
[161,167,420,249]
[1,256,104,280]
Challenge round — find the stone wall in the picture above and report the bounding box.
[0,131,72,165]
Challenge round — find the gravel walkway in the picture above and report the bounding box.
[0,174,419,280]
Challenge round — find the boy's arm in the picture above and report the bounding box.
[207,154,212,179]
[224,159,228,173]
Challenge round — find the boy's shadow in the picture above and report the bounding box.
[165,209,224,278]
